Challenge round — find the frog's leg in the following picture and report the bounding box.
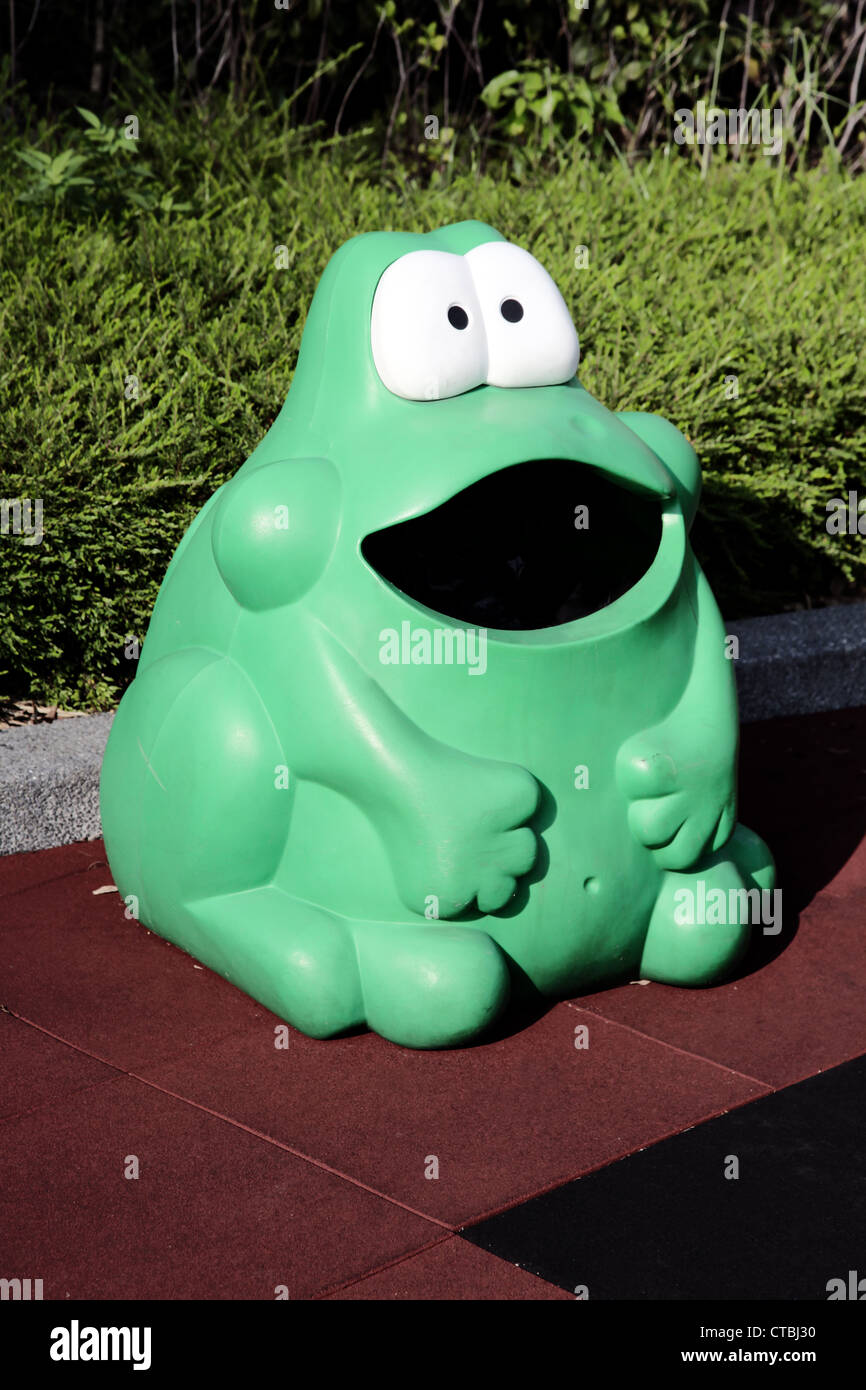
[185,889,367,1038]
[184,901,511,1047]
[350,920,511,1049]
[639,823,776,985]
[102,647,367,1038]
[105,645,510,1045]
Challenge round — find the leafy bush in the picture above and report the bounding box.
[15,107,191,216]
[0,102,863,710]
[480,61,626,175]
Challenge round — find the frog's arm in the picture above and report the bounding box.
[272,613,476,812]
[614,414,738,872]
[616,551,738,871]
[211,456,538,916]
[259,612,539,916]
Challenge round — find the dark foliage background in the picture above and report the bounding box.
[6,1,866,169]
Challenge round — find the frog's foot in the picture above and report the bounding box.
[186,889,510,1047]
[351,921,511,1049]
[640,823,776,986]
[187,887,365,1039]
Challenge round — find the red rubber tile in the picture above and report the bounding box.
[324,1235,573,1299]
[0,1014,117,1121]
[138,1003,768,1227]
[0,845,268,1070]
[0,1074,438,1299]
[576,891,866,1088]
[0,839,106,900]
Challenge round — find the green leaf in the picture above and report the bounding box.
[48,149,86,178]
[15,148,51,170]
[480,70,521,110]
[76,107,103,130]
[602,91,625,124]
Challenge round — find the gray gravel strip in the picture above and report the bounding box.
[0,712,114,855]
[1,601,864,856]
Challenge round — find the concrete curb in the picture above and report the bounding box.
[1,602,864,856]
[727,601,866,722]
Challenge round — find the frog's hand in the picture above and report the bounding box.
[212,456,341,610]
[616,411,701,529]
[616,551,738,872]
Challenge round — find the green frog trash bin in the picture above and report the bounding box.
[100,220,775,1049]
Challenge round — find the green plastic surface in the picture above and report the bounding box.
[100,221,775,1049]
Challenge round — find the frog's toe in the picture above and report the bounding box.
[187,888,366,1039]
[639,824,775,986]
[353,922,510,1049]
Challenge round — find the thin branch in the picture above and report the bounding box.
[837,23,866,152]
[335,10,385,135]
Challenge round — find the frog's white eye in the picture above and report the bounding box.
[464,241,580,388]
[371,250,487,401]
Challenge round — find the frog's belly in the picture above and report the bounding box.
[284,787,659,995]
[277,608,687,996]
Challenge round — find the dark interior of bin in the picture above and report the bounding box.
[362,458,663,630]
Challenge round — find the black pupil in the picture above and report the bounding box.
[501,298,524,323]
[447,305,469,330]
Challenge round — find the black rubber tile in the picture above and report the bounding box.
[462,1051,866,1300]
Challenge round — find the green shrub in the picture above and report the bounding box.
[1,103,863,709]
[15,107,190,216]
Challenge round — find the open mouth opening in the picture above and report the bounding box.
[361,458,664,631]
